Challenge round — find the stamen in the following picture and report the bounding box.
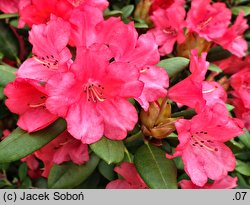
[84,83,106,103]
[202,86,218,94]
[140,67,150,73]
[191,133,217,152]
[198,17,213,30]
[163,26,177,36]
[28,102,46,108]
[32,55,59,70]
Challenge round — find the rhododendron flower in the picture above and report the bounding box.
[94,17,169,110]
[46,47,143,144]
[149,3,186,55]
[230,69,250,109]
[149,0,174,14]
[215,55,250,74]
[186,0,231,41]
[35,131,89,177]
[0,0,19,13]
[18,0,108,28]
[106,162,148,189]
[21,155,41,179]
[4,79,58,132]
[214,11,249,58]
[202,81,227,107]
[166,103,244,186]
[179,175,237,189]
[67,0,108,10]
[17,16,72,82]
[168,50,208,111]
[232,97,250,131]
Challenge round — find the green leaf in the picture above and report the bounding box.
[18,163,28,181]
[0,119,66,163]
[90,137,125,164]
[48,154,100,188]
[226,104,235,112]
[207,46,231,62]
[238,130,250,150]
[104,9,123,18]
[134,22,149,28]
[0,21,19,61]
[0,65,16,87]
[0,87,4,100]
[134,143,177,188]
[157,57,190,78]
[121,5,134,18]
[232,6,250,16]
[208,64,223,73]
[236,160,250,176]
[98,160,115,181]
[0,13,19,20]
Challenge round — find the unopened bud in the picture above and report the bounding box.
[140,98,180,139]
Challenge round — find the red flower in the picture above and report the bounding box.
[93,17,169,110]
[231,68,250,109]
[179,175,238,189]
[149,3,186,55]
[214,11,249,58]
[17,15,72,82]
[46,46,143,144]
[215,55,250,74]
[186,0,231,41]
[0,0,19,13]
[166,104,244,186]
[4,79,58,132]
[35,131,89,178]
[168,50,208,111]
[106,162,148,189]
[18,0,108,28]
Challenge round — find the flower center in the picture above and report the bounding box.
[83,83,105,103]
[163,26,177,37]
[197,17,213,30]
[33,54,59,70]
[28,96,46,108]
[191,131,218,152]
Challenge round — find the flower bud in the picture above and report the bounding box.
[177,32,212,58]
[140,98,180,139]
[134,0,153,25]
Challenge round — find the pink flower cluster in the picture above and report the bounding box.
[149,0,249,57]
[1,0,247,189]
[4,2,168,143]
[166,49,244,187]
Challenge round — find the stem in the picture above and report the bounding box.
[125,131,144,144]
[124,147,132,163]
[0,13,19,20]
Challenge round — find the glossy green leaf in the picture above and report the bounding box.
[208,64,223,73]
[0,21,19,61]
[18,163,28,182]
[134,22,149,28]
[232,6,250,16]
[238,130,250,150]
[104,9,123,18]
[207,46,231,62]
[157,57,190,78]
[171,109,196,119]
[134,143,177,189]
[0,87,4,100]
[236,160,250,176]
[48,154,100,188]
[90,137,125,164]
[98,160,115,181]
[0,119,66,163]
[121,5,134,18]
[0,65,16,87]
